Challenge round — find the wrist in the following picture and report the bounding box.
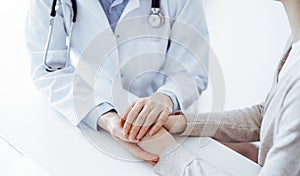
[98,111,119,132]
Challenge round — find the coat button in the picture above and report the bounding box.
[116,34,120,38]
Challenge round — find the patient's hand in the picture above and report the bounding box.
[98,112,159,165]
[115,138,159,166]
[138,128,177,156]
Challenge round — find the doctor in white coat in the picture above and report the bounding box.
[26,0,209,163]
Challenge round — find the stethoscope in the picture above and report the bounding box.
[43,0,164,72]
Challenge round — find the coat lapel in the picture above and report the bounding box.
[119,0,141,21]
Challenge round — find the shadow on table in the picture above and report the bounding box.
[221,142,259,163]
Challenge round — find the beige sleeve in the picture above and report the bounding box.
[180,104,264,142]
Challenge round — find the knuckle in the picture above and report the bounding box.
[164,106,172,113]
[127,113,137,122]
[137,113,146,120]
[131,126,140,133]
[149,100,158,107]
[124,123,131,130]
[130,108,139,115]
[144,104,151,111]
[126,118,134,124]
[144,120,154,126]
[139,98,147,104]
[133,120,143,126]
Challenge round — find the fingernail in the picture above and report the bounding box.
[123,129,128,135]
[154,157,159,162]
[149,131,153,136]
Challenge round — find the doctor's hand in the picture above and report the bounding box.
[121,93,173,141]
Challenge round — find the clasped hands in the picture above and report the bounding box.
[97,93,187,166]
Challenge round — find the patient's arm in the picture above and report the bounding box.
[164,104,264,143]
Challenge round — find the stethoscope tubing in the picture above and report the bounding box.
[44,0,162,72]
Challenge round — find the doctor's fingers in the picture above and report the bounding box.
[149,108,171,136]
[135,108,162,140]
[121,101,136,121]
[123,99,147,135]
[126,105,152,141]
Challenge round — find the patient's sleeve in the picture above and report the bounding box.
[180,104,264,142]
[153,145,230,176]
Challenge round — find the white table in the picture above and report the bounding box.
[0,135,51,176]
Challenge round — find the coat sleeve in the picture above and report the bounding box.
[157,0,209,110]
[180,104,264,142]
[25,0,113,126]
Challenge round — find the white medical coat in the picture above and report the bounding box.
[25,0,209,126]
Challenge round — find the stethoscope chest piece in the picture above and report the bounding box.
[148,8,164,28]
